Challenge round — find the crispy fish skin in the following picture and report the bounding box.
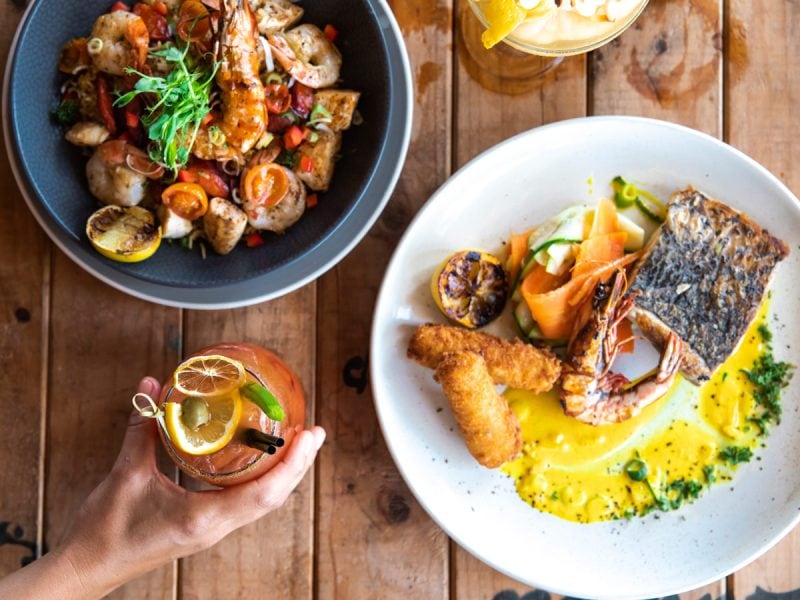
[627,187,789,384]
[407,324,562,393]
[434,351,522,468]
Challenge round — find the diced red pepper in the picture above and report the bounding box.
[291,82,314,120]
[283,125,304,150]
[96,75,117,135]
[306,193,318,208]
[299,155,314,173]
[178,170,197,184]
[125,111,140,129]
[323,24,339,42]
[201,112,214,127]
[133,3,171,41]
[152,0,168,15]
[246,232,265,248]
[111,1,130,11]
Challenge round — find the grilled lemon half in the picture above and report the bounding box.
[86,205,161,263]
[431,250,509,329]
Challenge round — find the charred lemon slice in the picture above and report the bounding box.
[431,250,509,328]
[86,205,161,263]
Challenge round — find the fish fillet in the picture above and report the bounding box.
[627,187,789,384]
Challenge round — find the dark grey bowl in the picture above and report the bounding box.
[3,0,411,308]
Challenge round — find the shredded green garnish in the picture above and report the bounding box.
[115,43,219,171]
[610,176,666,223]
[52,99,79,126]
[719,445,753,466]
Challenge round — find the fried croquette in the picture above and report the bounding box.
[434,351,522,468]
[407,323,562,393]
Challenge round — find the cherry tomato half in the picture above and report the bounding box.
[176,0,211,48]
[242,164,290,208]
[162,183,209,220]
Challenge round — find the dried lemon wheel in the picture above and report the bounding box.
[431,250,509,329]
[86,205,161,263]
[173,355,246,397]
[165,389,242,455]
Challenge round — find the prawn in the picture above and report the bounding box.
[268,24,341,89]
[213,0,268,155]
[560,271,684,426]
[88,11,149,76]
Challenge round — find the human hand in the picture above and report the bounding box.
[55,376,325,598]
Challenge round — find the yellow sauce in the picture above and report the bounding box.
[502,301,771,523]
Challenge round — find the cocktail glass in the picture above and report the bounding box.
[460,0,649,91]
[153,342,305,487]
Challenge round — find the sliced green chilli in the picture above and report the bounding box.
[241,382,286,421]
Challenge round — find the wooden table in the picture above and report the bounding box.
[1,0,798,598]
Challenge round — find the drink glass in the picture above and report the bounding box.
[460,0,649,90]
[156,342,305,486]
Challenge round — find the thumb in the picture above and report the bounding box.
[114,376,162,471]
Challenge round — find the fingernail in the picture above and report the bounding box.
[140,377,157,397]
[301,432,313,456]
[314,431,326,451]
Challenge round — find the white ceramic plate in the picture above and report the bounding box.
[370,117,800,599]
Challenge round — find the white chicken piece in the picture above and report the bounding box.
[293,130,341,192]
[244,166,306,234]
[86,145,148,207]
[248,0,303,35]
[313,90,361,132]
[203,198,248,255]
[65,122,111,147]
[157,205,194,240]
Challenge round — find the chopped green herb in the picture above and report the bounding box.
[666,479,703,509]
[115,42,219,171]
[719,445,753,466]
[721,372,728,382]
[550,491,559,501]
[740,324,794,427]
[276,150,298,168]
[52,99,79,126]
[703,464,716,485]
[240,382,286,421]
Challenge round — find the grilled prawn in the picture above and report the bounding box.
[560,271,684,426]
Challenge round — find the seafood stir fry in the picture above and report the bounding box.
[54,0,361,261]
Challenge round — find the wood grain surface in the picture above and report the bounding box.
[0,0,47,577]
[0,0,798,598]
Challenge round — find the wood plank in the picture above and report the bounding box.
[589,0,722,135]
[451,0,586,596]
[726,0,800,595]
[314,0,453,597]
[45,254,180,599]
[0,1,49,576]
[589,1,725,598]
[179,288,316,599]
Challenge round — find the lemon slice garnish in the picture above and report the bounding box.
[164,389,242,455]
[173,355,246,397]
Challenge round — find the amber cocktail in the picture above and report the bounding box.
[156,343,305,486]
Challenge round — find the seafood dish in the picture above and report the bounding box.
[54,0,360,262]
[626,187,790,384]
[408,179,793,522]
